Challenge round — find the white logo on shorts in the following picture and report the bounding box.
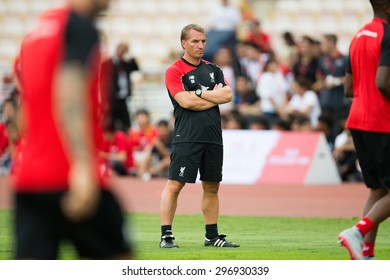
[179,167,186,177]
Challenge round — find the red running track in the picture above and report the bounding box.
[0,176,369,218]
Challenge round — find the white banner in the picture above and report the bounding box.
[222,130,341,185]
[222,130,279,184]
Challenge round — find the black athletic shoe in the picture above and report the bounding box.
[160,234,179,248]
[204,234,240,247]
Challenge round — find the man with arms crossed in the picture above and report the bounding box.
[338,0,390,260]
[13,0,132,259]
[160,24,239,248]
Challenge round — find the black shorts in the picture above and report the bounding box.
[168,142,223,183]
[15,190,131,259]
[351,129,390,190]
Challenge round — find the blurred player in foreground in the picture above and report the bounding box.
[338,0,390,260]
[13,0,132,259]
[159,24,239,248]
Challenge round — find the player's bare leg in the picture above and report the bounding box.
[366,191,390,226]
[362,188,387,257]
[201,181,220,225]
[159,179,185,248]
[202,181,239,248]
[160,180,185,225]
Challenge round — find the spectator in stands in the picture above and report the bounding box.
[234,40,250,77]
[245,18,272,53]
[270,117,290,131]
[209,0,241,33]
[248,116,268,130]
[285,76,321,128]
[100,122,130,176]
[12,56,22,99]
[333,120,360,182]
[315,113,336,150]
[244,42,269,88]
[292,36,319,90]
[101,42,139,131]
[0,97,19,172]
[129,109,159,175]
[312,39,323,59]
[279,31,298,76]
[316,34,350,123]
[233,75,260,120]
[137,119,172,181]
[1,74,15,106]
[1,97,17,123]
[290,115,312,132]
[256,57,289,127]
[224,110,246,130]
[213,47,237,113]
[205,0,242,61]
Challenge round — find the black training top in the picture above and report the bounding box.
[165,58,228,145]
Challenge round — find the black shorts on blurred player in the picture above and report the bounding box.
[15,190,131,259]
[351,129,390,190]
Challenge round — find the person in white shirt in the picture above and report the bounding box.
[209,0,241,32]
[286,76,321,128]
[256,58,288,126]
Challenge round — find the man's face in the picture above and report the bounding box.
[116,43,129,59]
[321,38,333,54]
[182,29,206,60]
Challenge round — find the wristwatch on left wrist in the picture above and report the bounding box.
[195,89,202,98]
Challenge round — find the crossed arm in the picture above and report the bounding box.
[173,84,233,111]
[376,66,390,100]
[344,72,354,99]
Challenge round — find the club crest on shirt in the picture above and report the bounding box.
[210,72,215,83]
[189,75,195,84]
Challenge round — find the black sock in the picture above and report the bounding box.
[161,225,172,237]
[205,224,218,239]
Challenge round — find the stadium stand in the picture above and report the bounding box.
[0,0,373,123]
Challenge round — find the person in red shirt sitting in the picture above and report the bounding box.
[129,109,159,175]
[100,122,131,176]
[245,18,272,53]
[137,119,173,181]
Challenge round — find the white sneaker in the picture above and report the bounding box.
[338,226,363,260]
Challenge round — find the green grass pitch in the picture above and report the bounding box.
[0,210,389,260]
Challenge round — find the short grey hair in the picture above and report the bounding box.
[180,24,205,41]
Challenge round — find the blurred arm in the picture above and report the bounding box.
[376,66,390,100]
[344,72,354,98]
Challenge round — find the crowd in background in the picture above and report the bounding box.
[0,0,362,182]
